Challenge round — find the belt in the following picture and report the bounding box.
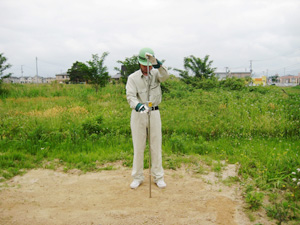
[151,106,159,111]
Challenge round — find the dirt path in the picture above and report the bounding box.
[0,164,273,225]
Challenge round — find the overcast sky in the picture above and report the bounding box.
[1,0,300,78]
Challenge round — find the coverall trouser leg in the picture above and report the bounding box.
[130,110,164,183]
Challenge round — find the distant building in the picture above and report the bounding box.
[32,75,44,84]
[228,72,252,79]
[3,76,19,83]
[44,77,56,83]
[252,76,267,86]
[55,73,70,83]
[214,72,228,80]
[20,76,32,83]
[4,75,57,84]
[110,73,121,81]
[215,71,252,80]
[279,74,300,84]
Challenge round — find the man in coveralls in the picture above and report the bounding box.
[126,47,169,189]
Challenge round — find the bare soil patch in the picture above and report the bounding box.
[0,164,274,225]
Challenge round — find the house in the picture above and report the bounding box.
[214,71,252,80]
[43,77,56,83]
[214,72,228,80]
[3,75,57,84]
[3,76,20,83]
[32,75,44,84]
[20,76,33,83]
[110,73,121,81]
[252,76,267,86]
[279,74,300,84]
[228,72,251,79]
[55,73,69,83]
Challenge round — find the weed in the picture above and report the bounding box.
[98,165,115,171]
[265,201,293,225]
[222,176,240,187]
[193,165,206,174]
[245,192,264,211]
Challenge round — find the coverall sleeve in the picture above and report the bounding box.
[126,75,139,109]
[157,65,169,82]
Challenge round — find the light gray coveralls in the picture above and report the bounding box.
[126,66,169,183]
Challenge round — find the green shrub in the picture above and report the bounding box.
[219,77,246,90]
[193,77,219,90]
[82,115,103,136]
[265,201,296,225]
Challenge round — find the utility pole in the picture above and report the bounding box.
[250,60,253,75]
[21,65,24,77]
[266,69,268,85]
[36,57,38,77]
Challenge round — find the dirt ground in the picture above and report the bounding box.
[0,163,274,225]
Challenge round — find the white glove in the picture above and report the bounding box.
[145,53,158,65]
[145,53,162,69]
[140,105,149,114]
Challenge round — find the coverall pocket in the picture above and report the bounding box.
[150,84,161,103]
[137,89,147,101]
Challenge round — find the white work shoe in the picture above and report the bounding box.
[156,179,166,189]
[130,180,142,189]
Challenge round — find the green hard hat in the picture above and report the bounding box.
[138,47,154,66]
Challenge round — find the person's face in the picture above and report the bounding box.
[140,64,152,75]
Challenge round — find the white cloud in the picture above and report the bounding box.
[1,0,300,77]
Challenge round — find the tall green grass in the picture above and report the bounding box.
[0,79,299,223]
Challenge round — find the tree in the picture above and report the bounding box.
[86,52,110,92]
[269,75,279,83]
[67,61,89,83]
[174,55,216,80]
[114,55,139,84]
[0,53,12,85]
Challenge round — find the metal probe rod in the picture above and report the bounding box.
[147,56,151,198]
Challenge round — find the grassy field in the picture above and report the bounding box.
[0,78,300,224]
